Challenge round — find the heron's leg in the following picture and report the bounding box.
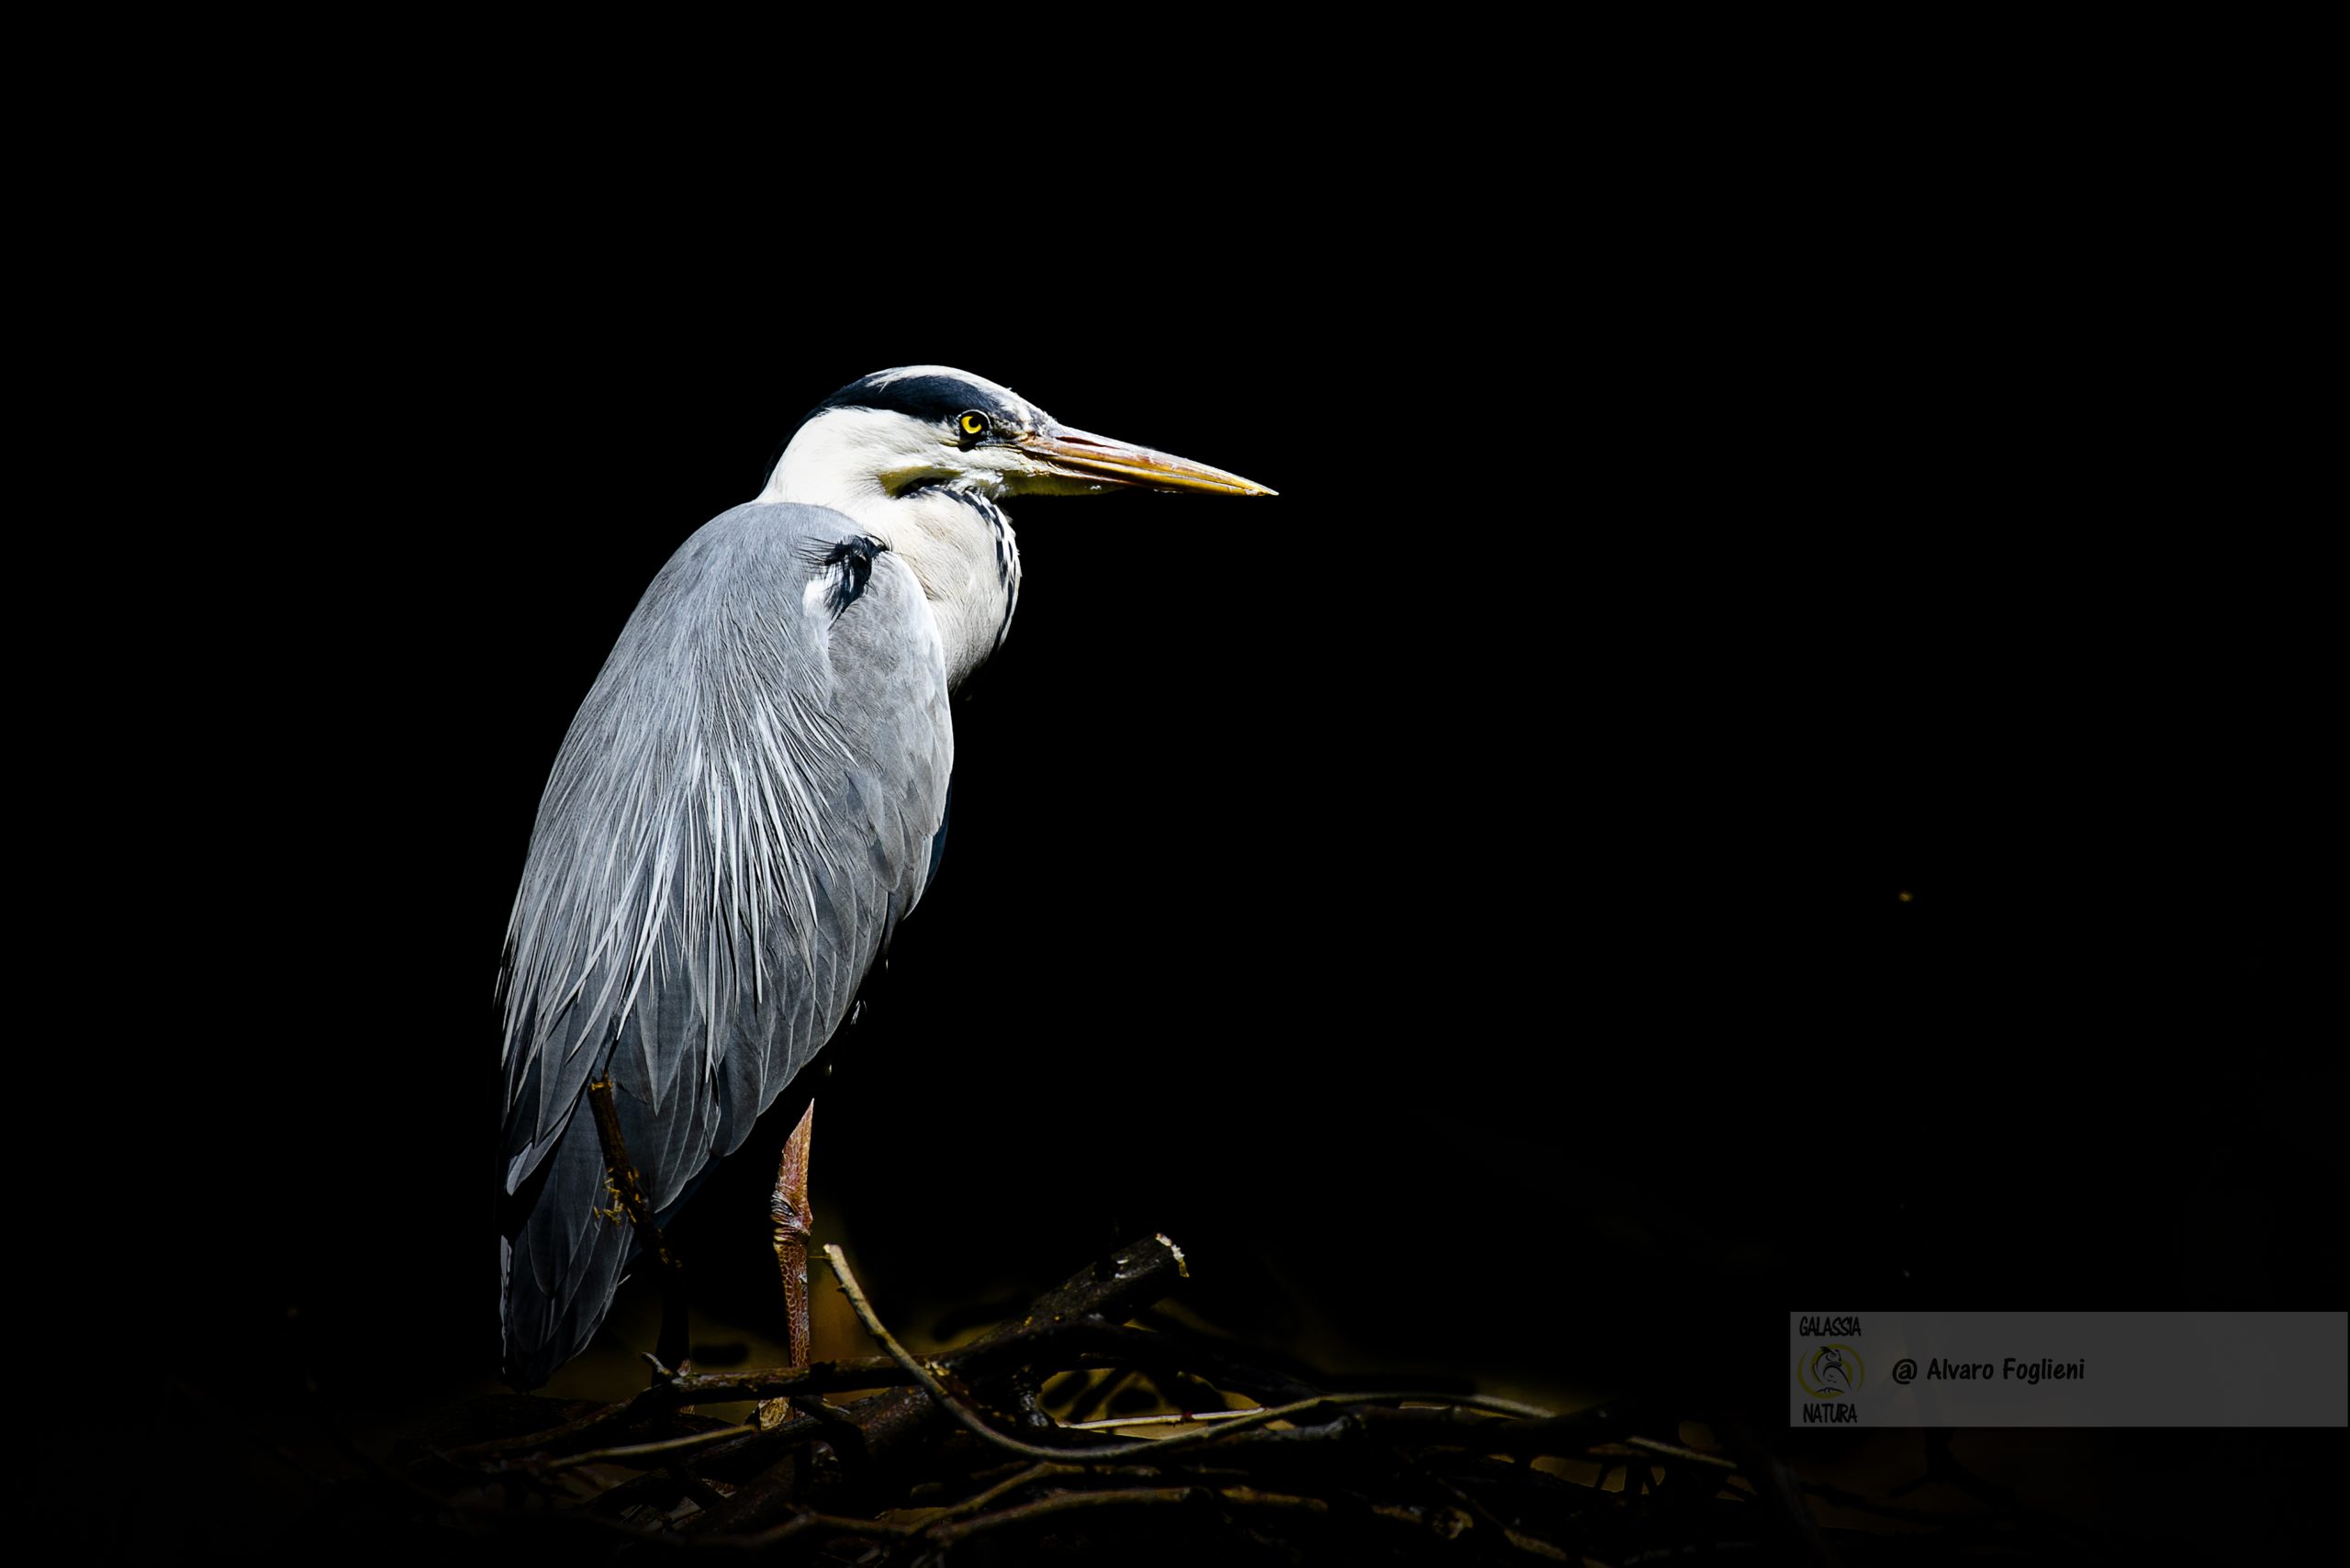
[754,1100,817,1431]
[772,1099,817,1366]
[585,1077,692,1380]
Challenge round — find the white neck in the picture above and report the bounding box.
[759,411,1021,689]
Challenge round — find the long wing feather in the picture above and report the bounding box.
[496,503,951,1387]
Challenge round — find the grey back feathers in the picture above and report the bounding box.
[497,502,951,1387]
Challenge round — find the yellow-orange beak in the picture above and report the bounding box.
[1013,424,1276,498]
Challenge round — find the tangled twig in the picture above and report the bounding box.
[352,1233,2114,1562]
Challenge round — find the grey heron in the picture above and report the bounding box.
[497,365,1272,1387]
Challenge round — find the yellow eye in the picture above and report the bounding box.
[957,410,990,440]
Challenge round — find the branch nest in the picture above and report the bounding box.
[298,1235,2102,1564]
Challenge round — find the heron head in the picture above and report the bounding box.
[762,365,1273,508]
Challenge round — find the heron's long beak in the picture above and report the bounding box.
[1016,424,1276,497]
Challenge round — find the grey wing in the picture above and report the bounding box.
[497,503,951,1388]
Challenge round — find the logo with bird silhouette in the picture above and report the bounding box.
[1796,1343,1865,1398]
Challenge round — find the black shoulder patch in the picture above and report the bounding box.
[807,535,889,622]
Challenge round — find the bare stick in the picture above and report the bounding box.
[917,1483,1539,1557]
[542,1424,749,1473]
[1066,1407,1266,1431]
[821,1243,1557,1463]
[455,1233,1203,1529]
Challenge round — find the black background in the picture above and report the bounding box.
[54,77,2340,1560]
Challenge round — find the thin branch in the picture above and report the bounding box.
[915,1481,1557,1559]
[1059,1365,1132,1425]
[1420,1465,1577,1564]
[1065,1407,1267,1431]
[899,1456,1246,1535]
[733,1509,921,1550]
[822,1244,1559,1464]
[1622,1435,1738,1470]
[442,1356,912,1461]
[1055,1318,1326,1407]
[543,1423,750,1473]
